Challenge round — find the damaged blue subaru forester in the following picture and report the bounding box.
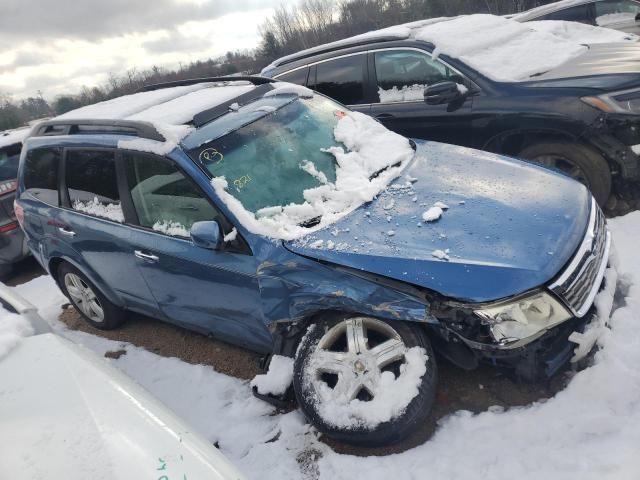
[15,77,612,447]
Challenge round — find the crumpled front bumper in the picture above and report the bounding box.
[473,251,619,382]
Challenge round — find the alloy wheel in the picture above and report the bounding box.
[308,317,408,402]
[64,273,105,323]
[533,154,590,186]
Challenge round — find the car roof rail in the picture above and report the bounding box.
[31,119,166,142]
[269,37,399,70]
[136,75,276,93]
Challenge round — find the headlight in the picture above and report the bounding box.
[582,88,640,115]
[474,291,572,346]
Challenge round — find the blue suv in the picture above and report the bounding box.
[16,77,611,447]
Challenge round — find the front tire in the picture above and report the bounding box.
[519,141,611,206]
[293,316,437,447]
[58,262,126,330]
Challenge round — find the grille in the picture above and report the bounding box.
[550,198,610,318]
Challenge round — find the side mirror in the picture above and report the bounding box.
[424,81,464,106]
[190,221,222,250]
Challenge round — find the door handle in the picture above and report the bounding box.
[58,227,76,237]
[375,113,394,120]
[134,250,159,262]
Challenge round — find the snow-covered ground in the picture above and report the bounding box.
[7,211,640,479]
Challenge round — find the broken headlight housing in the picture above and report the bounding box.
[582,88,640,115]
[474,291,572,346]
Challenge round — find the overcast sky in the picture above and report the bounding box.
[0,0,282,100]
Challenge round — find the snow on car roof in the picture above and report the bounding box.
[58,81,255,124]
[0,127,31,150]
[56,81,256,155]
[264,13,634,82]
[511,0,593,21]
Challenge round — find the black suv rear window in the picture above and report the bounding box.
[23,148,60,206]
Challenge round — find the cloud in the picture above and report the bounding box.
[0,3,278,100]
[0,0,281,41]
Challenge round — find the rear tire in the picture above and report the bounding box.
[519,142,611,206]
[293,315,437,447]
[57,262,126,330]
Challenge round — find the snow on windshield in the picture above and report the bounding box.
[414,14,588,82]
[211,110,415,240]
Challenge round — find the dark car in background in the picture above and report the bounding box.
[261,14,640,208]
[0,128,31,273]
[513,0,640,34]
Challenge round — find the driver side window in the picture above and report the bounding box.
[123,151,221,238]
[374,50,464,104]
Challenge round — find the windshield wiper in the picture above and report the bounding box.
[369,161,402,180]
[299,216,322,228]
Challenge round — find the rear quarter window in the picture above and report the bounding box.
[276,67,310,86]
[23,148,61,206]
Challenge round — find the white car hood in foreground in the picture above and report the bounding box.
[0,333,243,480]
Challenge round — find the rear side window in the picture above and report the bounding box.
[277,67,309,86]
[0,144,21,182]
[23,148,60,206]
[537,4,593,23]
[65,149,123,222]
[314,54,367,105]
[123,151,221,237]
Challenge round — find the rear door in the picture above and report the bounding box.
[120,150,271,352]
[367,48,474,145]
[57,147,156,312]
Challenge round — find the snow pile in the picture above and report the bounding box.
[152,220,190,237]
[528,20,638,43]
[212,111,414,240]
[305,347,428,429]
[0,308,33,361]
[223,228,238,243]
[379,84,426,103]
[251,355,294,396]
[432,249,450,261]
[415,14,587,82]
[264,82,314,99]
[72,198,124,223]
[422,201,449,222]
[0,126,31,150]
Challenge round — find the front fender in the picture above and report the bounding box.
[257,255,436,326]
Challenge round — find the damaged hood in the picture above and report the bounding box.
[285,141,591,303]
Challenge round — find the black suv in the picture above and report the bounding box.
[261,16,640,207]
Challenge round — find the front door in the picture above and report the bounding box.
[120,150,271,352]
[367,49,474,146]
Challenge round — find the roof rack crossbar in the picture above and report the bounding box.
[136,75,276,93]
[193,83,275,128]
[31,119,165,142]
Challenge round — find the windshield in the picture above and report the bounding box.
[187,95,340,214]
[0,145,21,182]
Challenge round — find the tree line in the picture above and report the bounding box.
[1,0,554,131]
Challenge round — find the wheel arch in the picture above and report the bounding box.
[483,128,580,157]
[48,256,125,308]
